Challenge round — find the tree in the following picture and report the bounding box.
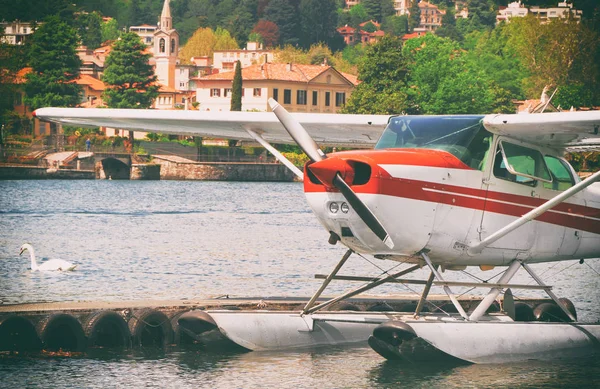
[214,27,239,51]
[75,11,103,49]
[178,27,239,64]
[263,0,300,46]
[342,35,409,114]
[102,32,159,140]
[507,15,599,102]
[403,34,513,114]
[382,15,409,36]
[299,0,339,49]
[231,60,242,111]
[101,18,121,43]
[361,0,395,23]
[251,20,280,48]
[224,6,256,47]
[349,3,368,26]
[435,8,463,41]
[24,16,82,111]
[0,39,25,134]
[408,0,421,31]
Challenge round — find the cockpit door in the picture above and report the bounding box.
[476,137,542,252]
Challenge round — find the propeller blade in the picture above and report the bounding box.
[268,98,326,162]
[268,98,394,250]
[332,173,394,249]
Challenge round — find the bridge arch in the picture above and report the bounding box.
[101,157,130,180]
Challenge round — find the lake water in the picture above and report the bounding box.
[1,180,599,388]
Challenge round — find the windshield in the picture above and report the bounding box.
[375,115,492,169]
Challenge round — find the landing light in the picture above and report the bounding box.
[329,202,339,213]
[341,202,349,213]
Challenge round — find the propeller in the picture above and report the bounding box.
[268,98,394,249]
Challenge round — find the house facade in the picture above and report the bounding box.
[129,24,157,46]
[418,1,445,31]
[497,1,582,24]
[0,21,37,45]
[193,62,358,113]
[213,42,274,72]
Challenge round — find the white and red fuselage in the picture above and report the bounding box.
[303,116,600,267]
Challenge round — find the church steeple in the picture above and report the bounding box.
[160,0,172,30]
[154,0,179,89]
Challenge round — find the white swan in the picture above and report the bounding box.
[19,244,77,271]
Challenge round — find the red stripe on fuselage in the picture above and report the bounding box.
[303,149,600,235]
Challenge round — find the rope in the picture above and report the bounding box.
[585,262,600,277]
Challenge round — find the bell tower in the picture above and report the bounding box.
[154,0,179,89]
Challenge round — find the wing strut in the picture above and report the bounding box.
[468,169,600,255]
[245,129,304,180]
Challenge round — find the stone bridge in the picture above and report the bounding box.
[93,152,134,179]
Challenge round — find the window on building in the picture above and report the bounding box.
[224,88,232,97]
[284,89,291,104]
[171,39,176,53]
[159,38,165,53]
[335,92,346,107]
[210,88,221,97]
[325,92,331,106]
[253,88,262,97]
[312,91,318,106]
[297,90,307,105]
[273,88,279,102]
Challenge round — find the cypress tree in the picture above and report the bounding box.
[231,60,242,111]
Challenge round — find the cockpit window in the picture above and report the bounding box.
[493,141,552,185]
[543,156,575,191]
[375,115,492,169]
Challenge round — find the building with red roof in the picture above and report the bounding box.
[192,62,358,113]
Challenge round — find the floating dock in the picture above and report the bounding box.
[0,294,563,356]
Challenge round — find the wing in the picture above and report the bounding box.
[34,108,390,148]
[483,111,600,151]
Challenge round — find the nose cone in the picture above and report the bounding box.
[308,157,356,189]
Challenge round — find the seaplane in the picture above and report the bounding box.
[34,98,600,364]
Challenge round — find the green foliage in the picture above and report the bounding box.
[506,15,599,102]
[0,42,25,121]
[298,0,341,49]
[435,8,463,42]
[348,3,368,26]
[75,11,103,49]
[381,15,409,37]
[408,0,421,31]
[101,18,121,43]
[231,60,243,111]
[281,151,309,167]
[102,32,159,108]
[464,26,526,100]
[0,0,75,23]
[24,16,83,110]
[458,0,498,33]
[264,0,300,46]
[361,0,394,23]
[403,34,514,114]
[343,35,409,114]
[224,6,256,47]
